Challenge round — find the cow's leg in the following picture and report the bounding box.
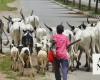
[37,61,40,73]
[41,60,44,74]
[43,59,47,74]
[76,49,82,69]
[84,53,88,67]
[85,50,91,71]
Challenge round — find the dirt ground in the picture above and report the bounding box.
[0,53,55,80]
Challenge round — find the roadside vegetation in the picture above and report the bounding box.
[0,54,17,80]
[0,0,17,11]
[55,0,100,15]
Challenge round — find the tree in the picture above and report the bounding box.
[95,0,99,13]
[64,0,69,4]
[88,0,91,10]
[79,0,81,9]
[73,0,75,6]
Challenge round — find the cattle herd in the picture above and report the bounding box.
[0,9,100,76]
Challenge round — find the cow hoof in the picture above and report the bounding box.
[76,66,79,69]
[76,61,81,69]
[71,69,74,72]
[84,63,88,67]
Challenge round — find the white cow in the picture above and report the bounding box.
[3,16,34,46]
[63,29,78,71]
[35,27,47,42]
[68,22,94,71]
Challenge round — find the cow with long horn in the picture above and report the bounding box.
[67,21,96,71]
[3,16,22,33]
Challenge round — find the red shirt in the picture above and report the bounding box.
[53,34,70,60]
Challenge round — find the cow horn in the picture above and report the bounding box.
[3,16,10,21]
[31,10,34,16]
[44,23,53,32]
[20,9,25,21]
[66,22,75,29]
[66,22,73,27]
[3,16,13,24]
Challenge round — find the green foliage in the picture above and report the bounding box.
[0,55,16,79]
[0,0,17,11]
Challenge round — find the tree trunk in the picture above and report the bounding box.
[64,0,69,4]
[79,0,81,9]
[88,0,91,10]
[95,0,99,13]
[73,0,75,6]
[0,26,2,53]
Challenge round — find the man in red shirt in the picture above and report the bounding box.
[52,25,70,80]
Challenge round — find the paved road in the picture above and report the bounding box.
[2,0,100,80]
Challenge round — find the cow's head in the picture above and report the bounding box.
[78,22,86,29]
[22,30,33,48]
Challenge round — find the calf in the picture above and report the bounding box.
[19,47,32,68]
[37,50,48,75]
[10,44,19,71]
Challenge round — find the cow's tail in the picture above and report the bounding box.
[2,28,9,46]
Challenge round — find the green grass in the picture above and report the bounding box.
[0,0,17,11]
[0,55,17,80]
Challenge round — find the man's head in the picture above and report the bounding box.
[56,24,64,34]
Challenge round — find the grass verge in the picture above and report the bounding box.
[0,54,17,80]
[0,0,17,11]
[55,0,100,15]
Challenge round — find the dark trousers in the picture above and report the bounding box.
[54,59,69,80]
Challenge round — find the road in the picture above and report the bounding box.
[2,0,100,80]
